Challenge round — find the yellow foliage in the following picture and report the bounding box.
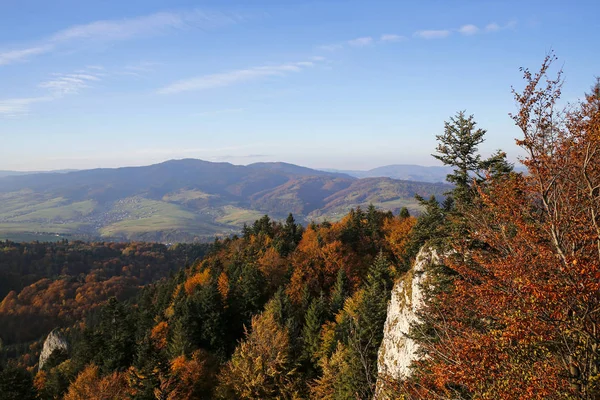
[216,310,300,399]
[217,271,230,301]
[383,216,416,261]
[150,321,169,350]
[184,268,212,295]
[64,364,130,400]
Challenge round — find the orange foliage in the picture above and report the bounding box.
[257,247,288,290]
[150,321,169,350]
[217,272,229,301]
[64,364,130,400]
[184,268,212,295]
[383,216,416,262]
[406,57,600,399]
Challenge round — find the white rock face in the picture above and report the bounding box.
[39,329,68,370]
[375,247,440,395]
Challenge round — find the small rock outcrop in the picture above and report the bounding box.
[39,329,68,370]
[375,247,441,396]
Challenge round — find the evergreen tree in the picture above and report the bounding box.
[398,207,410,219]
[433,111,486,205]
[433,111,513,208]
[98,297,136,373]
[0,365,37,400]
[351,253,394,397]
[330,268,349,316]
[302,293,328,365]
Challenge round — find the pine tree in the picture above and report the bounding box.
[350,253,394,397]
[433,111,486,205]
[399,207,410,219]
[302,293,328,365]
[330,268,349,316]
[0,365,37,400]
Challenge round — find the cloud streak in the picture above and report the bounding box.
[458,24,479,35]
[0,66,105,117]
[158,60,318,94]
[0,9,244,66]
[39,72,102,95]
[380,34,405,42]
[0,96,53,117]
[348,37,373,47]
[414,29,451,39]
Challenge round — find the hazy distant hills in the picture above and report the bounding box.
[0,169,77,178]
[322,164,454,183]
[0,159,449,242]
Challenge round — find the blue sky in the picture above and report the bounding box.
[0,0,598,171]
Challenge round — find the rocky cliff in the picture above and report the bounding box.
[39,329,68,370]
[375,247,441,396]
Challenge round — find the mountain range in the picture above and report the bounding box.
[0,160,450,242]
[321,164,454,183]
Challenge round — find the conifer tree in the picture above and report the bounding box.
[330,268,349,316]
[302,293,328,365]
[0,365,37,400]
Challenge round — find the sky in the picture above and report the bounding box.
[0,0,598,171]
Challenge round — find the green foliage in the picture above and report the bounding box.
[302,293,328,366]
[330,268,349,316]
[0,365,36,400]
[433,111,513,208]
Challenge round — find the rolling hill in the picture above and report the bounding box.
[0,159,450,242]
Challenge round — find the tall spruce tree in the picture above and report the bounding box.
[302,293,328,366]
[330,268,349,316]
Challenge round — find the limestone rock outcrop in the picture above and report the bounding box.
[39,329,68,370]
[375,247,441,396]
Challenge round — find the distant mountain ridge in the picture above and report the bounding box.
[0,169,77,178]
[0,159,449,242]
[321,164,454,183]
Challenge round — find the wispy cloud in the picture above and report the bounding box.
[0,45,54,66]
[0,9,245,66]
[1,66,105,117]
[380,34,405,42]
[458,24,479,35]
[39,72,102,95]
[318,43,344,52]
[0,96,53,117]
[348,36,373,47]
[414,29,451,39]
[158,60,318,94]
[457,21,516,35]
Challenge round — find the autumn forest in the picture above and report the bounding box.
[1,55,599,400]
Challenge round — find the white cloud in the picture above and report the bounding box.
[348,36,373,47]
[0,45,54,66]
[0,96,53,117]
[380,34,405,42]
[414,29,451,39]
[458,24,479,35]
[485,22,501,32]
[0,9,244,66]
[158,60,317,94]
[39,72,102,95]
[318,43,344,51]
[1,67,105,117]
[485,21,517,32]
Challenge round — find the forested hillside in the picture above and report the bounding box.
[0,161,448,243]
[0,207,418,399]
